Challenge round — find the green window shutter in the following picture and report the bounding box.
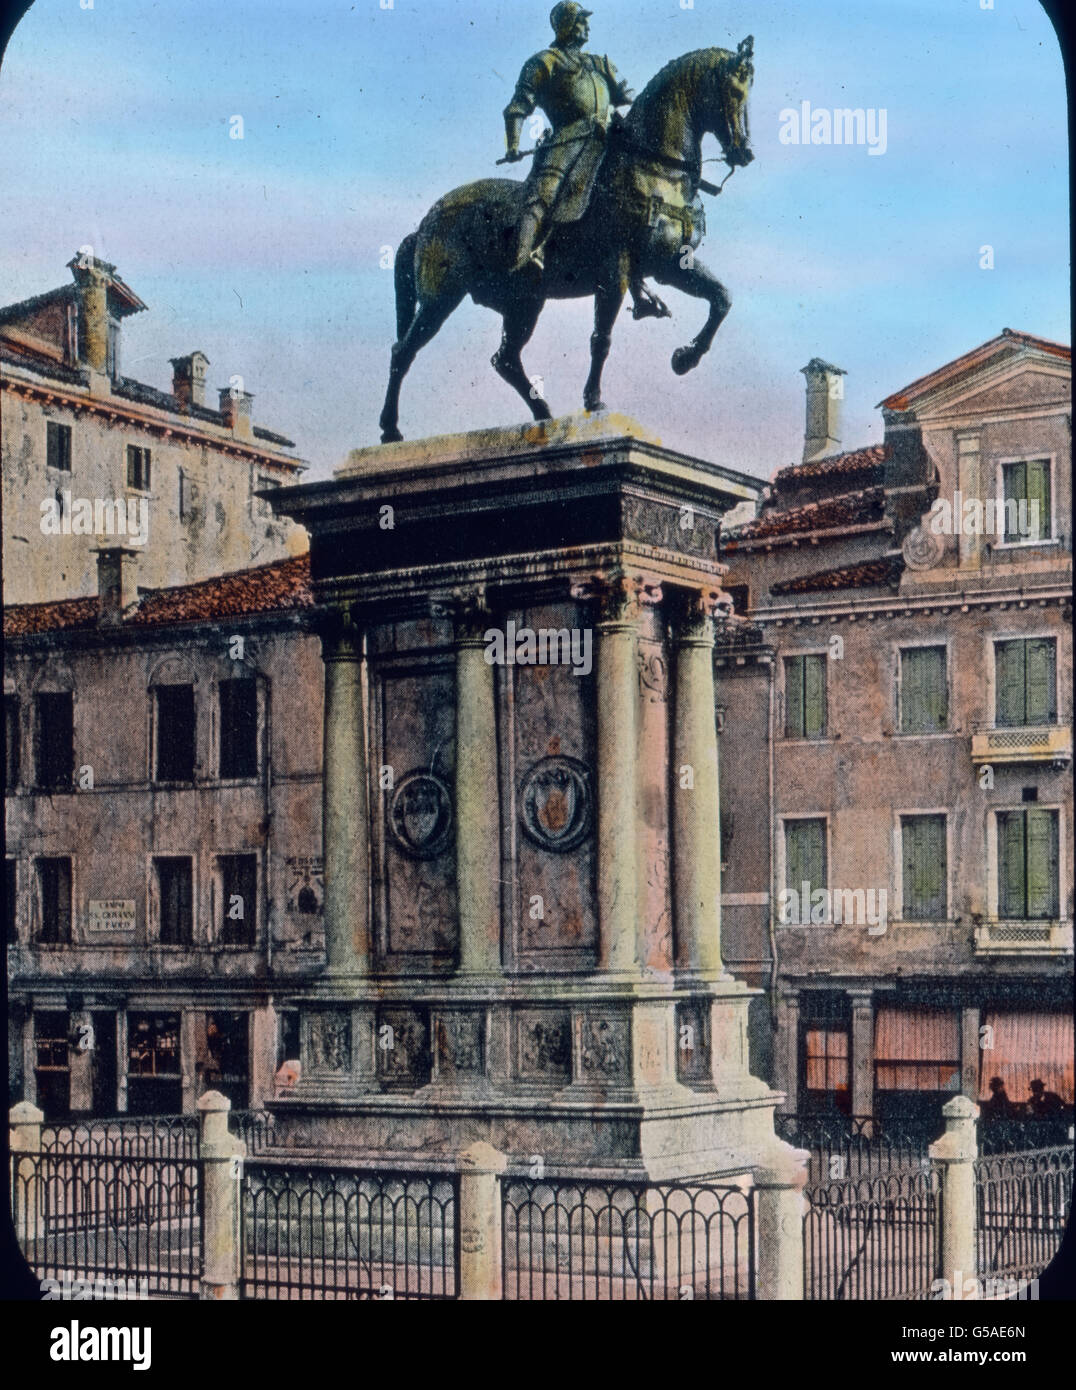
[998,811,1027,918]
[804,655,827,739]
[1025,459,1051,541]
[1002,461,1026,542]
[901,647,946,732]
[785,819,826,897]
[903,816,946,919]
[1024,639,1056,725]
[785,657,804,739]
[995,641,1026,727]
[1025,809,1059,919]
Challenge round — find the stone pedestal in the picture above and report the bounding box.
[268,414,779,1180]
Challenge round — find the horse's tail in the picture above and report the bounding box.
[394,231,419,340]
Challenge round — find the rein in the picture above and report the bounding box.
[621,133,738,197]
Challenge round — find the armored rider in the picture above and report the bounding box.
[502,2,668,318]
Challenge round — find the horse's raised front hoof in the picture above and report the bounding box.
[671,345,701,376]
[380,427,404,444]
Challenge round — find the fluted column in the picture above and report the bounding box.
[451,589,502,974]
[672,589,725,976]
[319,608,371,976]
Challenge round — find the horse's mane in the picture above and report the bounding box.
[624,47,734,141]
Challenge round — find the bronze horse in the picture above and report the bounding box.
[379,39,755,443]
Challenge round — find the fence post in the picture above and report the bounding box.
[929,1094,979,1295]
[457,1141,507,1301]
[9,1101,45,1248]
[754,1141,810,1300]
[197,1090,245,1301]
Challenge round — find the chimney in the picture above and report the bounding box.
[95,547,140,626]
[218,384,254,441]
[170,351,210,410]
[68,254,113,376]
[800,357,846,462]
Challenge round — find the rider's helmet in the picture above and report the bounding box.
[550,2,592,41]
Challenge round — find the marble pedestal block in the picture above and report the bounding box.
[268,413,781,1180]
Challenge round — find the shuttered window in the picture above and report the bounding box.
[995,638,1056,727]
[998,809,1059,920]
[901,815,947,920]
[784,655,826,739]
[899,646,948,733]
[804,1027,849,1096]
[156,857,193,945]
[874,1007,960,1092]
[36,857,72,944]
[218,854,257,946]
[219,679,258,779]
[1002,458,1051,542]
[785,819,827,895]
[155,685,196,782]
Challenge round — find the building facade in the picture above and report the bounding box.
[1,253,308,607]
[720,331,1073,1134]
[5,552,324,1116]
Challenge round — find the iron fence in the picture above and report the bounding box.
[803,1167,940,1301]
[10,1149,201,1298]
[975,1145,1072,1286]
[501,1177,755,1300]
[240,1162,458,1300]
[41,1115,199,1160]
[775,1114,931,1184]
[230,1109,277,1157]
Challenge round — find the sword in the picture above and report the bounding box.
[496,149,536,164]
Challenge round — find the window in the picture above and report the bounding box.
[784,654,826,739]
[874,1006,960,1094]
[46,421,72,472]
[899,646,948,733]
[218,854,256,946]
[995,638,1056,727]
[155,685,195,782]
[126,444,151,491]
[804,1027,849,1102]
[36,857,72,943]
[6,859,16,943]
[156,857,193,945]
[1002,458,1051,542]
[5,695,20,788]
[34,1011,71,1119]
[998,808,1059,920]
[126,1012,181,1115]
[784,819,827,898]
[901,815,947,920]
[219,678,258,779]
[34,692,73,790]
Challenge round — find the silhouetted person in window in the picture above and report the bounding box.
[982,1076,1017,1121]
[1027,1078,1063,1119]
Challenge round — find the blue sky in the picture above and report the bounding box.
[0,0,1068,480]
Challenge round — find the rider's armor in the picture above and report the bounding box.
[505,45,632,264]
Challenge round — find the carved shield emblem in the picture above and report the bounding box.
[389,772,452,859]
[520,756,591,853]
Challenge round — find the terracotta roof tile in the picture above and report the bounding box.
[724,486,885,545]
[770,556,903,596]
[4,554,313,638]
[773,444,888,487]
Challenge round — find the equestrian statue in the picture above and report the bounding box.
[379,2,755,443]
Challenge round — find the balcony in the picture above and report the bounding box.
[970,722,1072,768]
[973,920,1073,957]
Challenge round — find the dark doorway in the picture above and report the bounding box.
[91,1011,117,1116]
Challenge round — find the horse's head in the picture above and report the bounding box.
[713,36,754,168]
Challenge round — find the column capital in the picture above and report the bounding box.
[431,585,492,644]
[669,585,733,645]
[314,604,364,662]
[571,570,662,626]
[848,990,874,1012]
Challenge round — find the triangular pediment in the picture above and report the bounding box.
[914,358,1070,421]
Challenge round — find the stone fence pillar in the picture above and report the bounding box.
[754,1142,810,1300]
[457,1142,508,1300]
[198,1091,246,1301]
[9,1101,45,1246]
[929,1094,979,1292]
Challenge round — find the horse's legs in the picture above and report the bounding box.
[491,298,552,421]
[583,252,630,412]
[652,256,731,376]
[379,291,464,443]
